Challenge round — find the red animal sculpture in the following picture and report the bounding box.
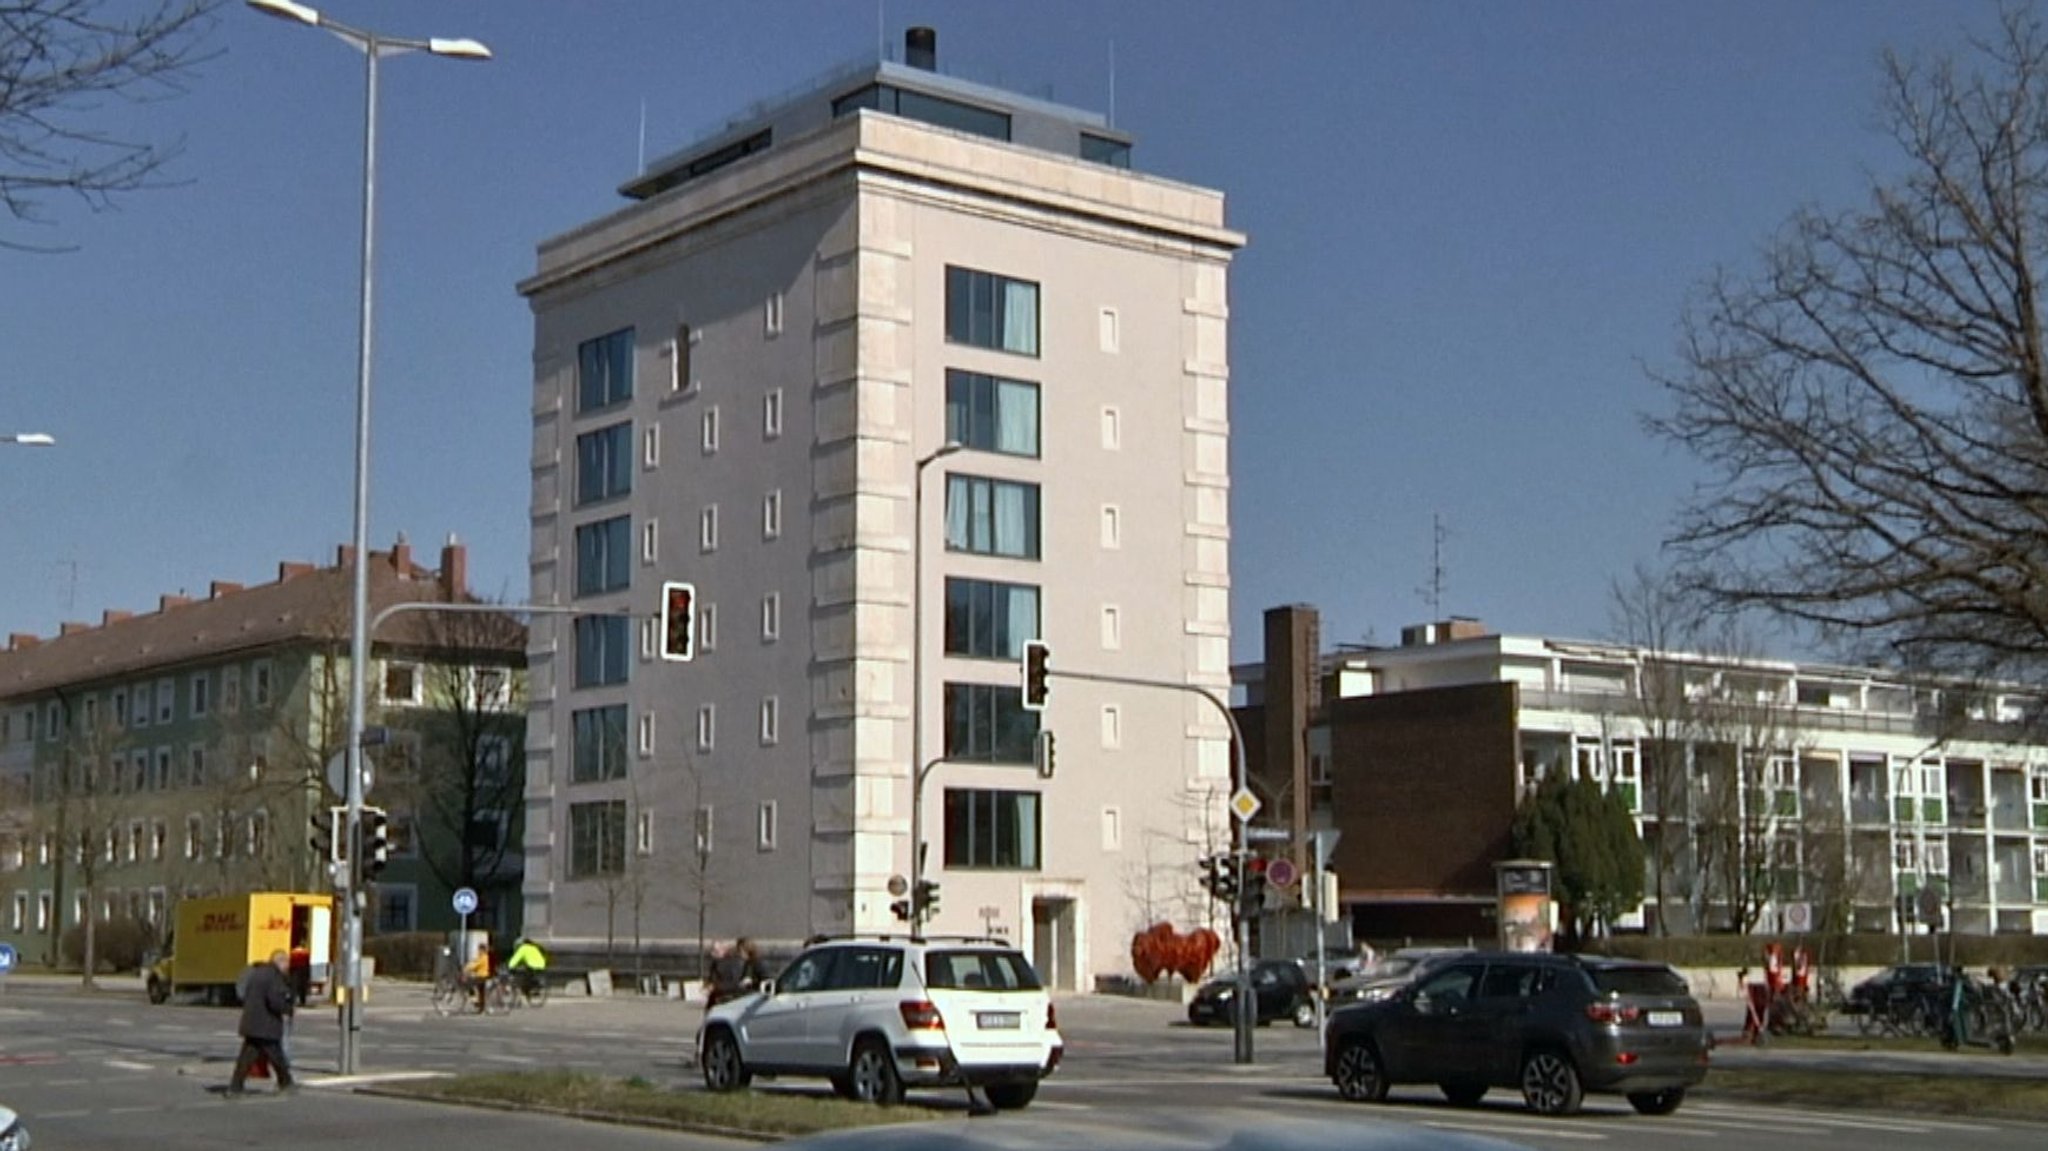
[1130,923,1222,983]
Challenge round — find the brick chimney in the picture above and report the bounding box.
[439,536,468,600]
[278,561,315,581]
[60,621,90,636]
[8,633,39,650]
[391,533,412,576]
[337,544,357,569]
[159,594,192,612]
[103,610,133,626]
[209,581,243,599]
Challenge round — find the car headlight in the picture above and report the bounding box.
[1359,986,1396,1003]
[0,1119,30,1151]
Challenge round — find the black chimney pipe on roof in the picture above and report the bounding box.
[906,26,936,70]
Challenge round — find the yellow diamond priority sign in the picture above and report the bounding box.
[1229,787,1261,823]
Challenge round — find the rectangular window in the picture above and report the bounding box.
[221,667,241,713]
[186,747,204,788]
[945,475,1041,559]
[374,886,417,933]
[571,705,628,783]
[759,801,778,850]
[760,696,780,745]
[1101,505,1122,549]
[641,519,659,564]
[637,712,656,758]
[946,266,1039,356]
[8,893,22,932]
[153,748,172,790]
[576,422,633,505]
[700,603,718,651]
[945,370,1041,457]
[577,328,634,414]
[765,293,785,337]
[1081,132,1132,169]
[700,505,720,552]
[763,490,783,539]
[1098,306,1121,351]
[945,682,1040,764]
[639,616,658,660]
[764,388,784,438]
[575,515,633,596]
[670,323,693,393]
[1101,704,1122,749]
[702,406,721,453]
[113,688,129,727]
[185,816,203,860]
[156,678,174,722]
[943,788,1041,869]
[1101,605,1122,650]
[133,682,152,728]
[835,83,1012,141]
[190,673,210,717]
[252,661,273,707]
[697,704,716,752]
[568,800,627,878]
[574,615,631,687]
[694,806,715,856]
[944,578,1040,659]
[761,593,781,641]
[642,424,660,468]
[1102,806,1123,851]
[36,892,50,932]
[383,662,420,705]
[44,701,60,741]
[1101,406,1121,450]
[637,810,655,856]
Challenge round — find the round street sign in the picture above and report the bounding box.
[452,887,479,916]
[1266,858,1300,888]
[0,942,17,974]
[325,750,375,798]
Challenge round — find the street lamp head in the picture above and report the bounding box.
[246,0,321,27]
[428,38,492,60]
[4,433,55,446]
[920,441,965,468]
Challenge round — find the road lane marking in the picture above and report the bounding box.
[1687,1101,1995,1132]
[1420,1118,1606,1142]
[106,1059,153,1071]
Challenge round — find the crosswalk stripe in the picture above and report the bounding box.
[1688,1100,1991,1133]
[1419,1117,1606,1142]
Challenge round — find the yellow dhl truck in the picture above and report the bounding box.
[146,892,332,1005]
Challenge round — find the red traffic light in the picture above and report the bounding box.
[661,581,697,662]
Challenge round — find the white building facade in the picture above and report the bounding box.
[518,40,1242,987]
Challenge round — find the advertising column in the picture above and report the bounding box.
[1495,860,1556,953]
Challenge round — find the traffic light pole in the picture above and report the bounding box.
[333,599,634,1074]
[1041,667,1257,1064]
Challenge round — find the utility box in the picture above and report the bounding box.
[146,892,333,1005]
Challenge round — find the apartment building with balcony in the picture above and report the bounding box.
[0,538,526,965]
[518,29,1242,987]
[1236,605,2048,941]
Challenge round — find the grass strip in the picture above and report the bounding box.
[378,1071,938,1137]
[1702,1066,2048,1118]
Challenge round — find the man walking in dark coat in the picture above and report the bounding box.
[226,949,297,1094]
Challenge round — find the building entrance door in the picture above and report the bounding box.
[1030,896,1076,991]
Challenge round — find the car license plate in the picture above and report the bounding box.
[1647,1010,1684,1027]
[977,1012,1021,1029]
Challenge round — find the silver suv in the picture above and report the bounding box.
[697,934,1064,1110]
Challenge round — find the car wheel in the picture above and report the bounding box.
[1520,1049,1583,1116]
[147,978,169,1005]
[849,1037,904,1106]
[1293,1000,1317,1029]
[1627,1087,1686,1116]
[700,1028,752,1093]
[1332,1040,1389,1103]
[984,1082,1038,1110]
[1440,1081,1487,1107]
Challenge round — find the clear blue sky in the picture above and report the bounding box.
[0,0,1994,660]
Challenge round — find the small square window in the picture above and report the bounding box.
[761,593,781,642]
[703,407,721,453]
[700,505,720,552]
[1101,406,1121,450]
[764,389,784,439]
[643,425,660,468]
[384,663,419,705]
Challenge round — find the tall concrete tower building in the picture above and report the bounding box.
[518,29,1243,988]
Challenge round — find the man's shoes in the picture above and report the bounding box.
[278,1083,300,1094]
[223,1087,248,1099]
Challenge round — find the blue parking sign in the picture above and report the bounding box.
[0,943,17,974]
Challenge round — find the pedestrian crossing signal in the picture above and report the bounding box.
[661,581,697,662]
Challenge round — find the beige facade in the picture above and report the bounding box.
[520,69,1242,986]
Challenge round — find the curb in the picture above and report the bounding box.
[353,1084,820,1144]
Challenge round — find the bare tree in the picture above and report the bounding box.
[1651,9,2048,688]
[1606,565,1710,935]
[0,0,220,250]
[1688,638,1812,934]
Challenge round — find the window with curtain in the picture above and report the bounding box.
[946,370,1040,457]
[577,328,634,414]
[945,475,1040,560]
[945,578,1040,659]
[569,799,627,877]
[575,516,631,596]
[576,422,633,505]
[943,788,1041,869]
[571,705,628,782]
[574,616,630,687]
[945,266,1039,357]
[944,682,1039,763]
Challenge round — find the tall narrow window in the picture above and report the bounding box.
[636,810,655,856]
[761,593,781,641]
[763,490,783,539]
[578,328,635,413]
[1101,605,1122,650]
[638,712,657,758]
[764,388,784,439]
[1101,406,1121,450]
[758,801,779,850]
[641,519,659,564]
[1098,306,1120,352]
[700,504,720,552]
[670,323,694,393]
[760,696,780,745]
[703,406,721,453]
[697,704,716,752]
[190,673,211,717]
[764,292,785,337]
[576,423,633,505]
[1101,705,1123,749]
[642,424,660,468]
[1101,505,1122,549]
[700,603,719,651]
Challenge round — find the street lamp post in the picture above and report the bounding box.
[245,0,488,1076]
[908,442,963,933]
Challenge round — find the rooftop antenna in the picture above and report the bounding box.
[1108,38,1116,126]
[1417,513,1449,620]
[637,97,647,172]
[877,0,885,60]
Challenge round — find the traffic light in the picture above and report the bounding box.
[891,897,913,922]
[1201,853,1239,906]
[660,581,697,662]
[363,807,391,879]
[1021,640,1051,711]
[1239,856,1270,918]
[914,878,941,919]
[310,807,338,863]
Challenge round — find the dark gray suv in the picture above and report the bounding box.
[1323,952,1709,1116]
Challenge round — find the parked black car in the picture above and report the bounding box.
[1843,962,1948,1028]
[1324,952,1710,1116]
[1188,959,1318,1029]
[1327,948,1468,1006]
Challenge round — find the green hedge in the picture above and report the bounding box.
[1597,933,2048,968]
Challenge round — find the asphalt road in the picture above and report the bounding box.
[5,978,2048,1151]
